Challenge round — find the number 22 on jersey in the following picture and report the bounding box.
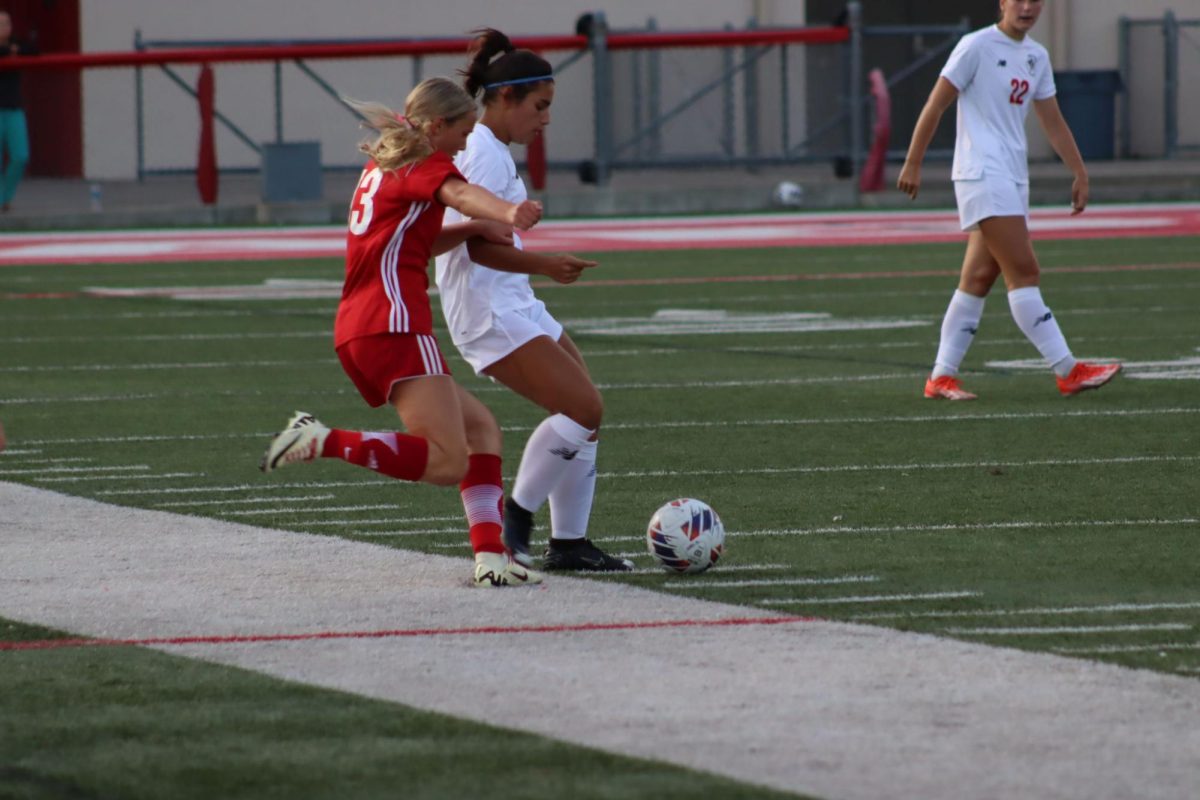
[349,167,383,235]
[1009,78,1030,105]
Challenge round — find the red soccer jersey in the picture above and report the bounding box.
[335,151,463,348]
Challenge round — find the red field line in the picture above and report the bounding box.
[0,614,819,652]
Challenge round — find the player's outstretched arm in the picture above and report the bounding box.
[897,77,958,200]
[1035,96,1089,215]
[431,220,514,257]
[436,178,542,230]
[467,241,598,285]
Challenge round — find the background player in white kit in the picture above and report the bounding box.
[436,29,632,572]
[898,0,1120,399]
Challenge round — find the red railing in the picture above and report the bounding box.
[0,27,848,71]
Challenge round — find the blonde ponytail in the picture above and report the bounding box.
[345,77,476,172]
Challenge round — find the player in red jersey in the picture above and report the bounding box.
[260,77,544,588]
[899,0,1120,399]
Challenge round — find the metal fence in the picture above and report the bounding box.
[1119,11,1200,158]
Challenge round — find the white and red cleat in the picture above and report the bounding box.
[1057,362,1122,397]
[924,375,977,401]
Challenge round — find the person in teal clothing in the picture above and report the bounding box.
[0,10,34,212]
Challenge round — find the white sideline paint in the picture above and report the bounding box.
[1,482,1198,800]
[947,624,1192,636]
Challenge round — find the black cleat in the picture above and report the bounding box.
[542,538,634,572]
[502,498,535,568]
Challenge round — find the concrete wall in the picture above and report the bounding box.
[76,1,1194,180]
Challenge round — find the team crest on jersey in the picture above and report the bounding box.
[1027,54,1037,72]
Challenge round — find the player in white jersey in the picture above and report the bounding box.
[898,0,1120,399]
[436,28,633,572]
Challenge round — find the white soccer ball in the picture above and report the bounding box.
[646,498,725,573]
[772,180,804,207]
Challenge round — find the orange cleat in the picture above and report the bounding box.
[924,375,977,401]
[1057,361,1122,397]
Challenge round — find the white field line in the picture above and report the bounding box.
[222,503,417,517]
[596,407,1200,432]
[0,373,911,408]
[591,562,792,575]
[1,330,326,344]
[0,456,91,465]
[1054,643,1200,655]
[760,591,981,606]
[344,528,464,537]
[154,494,338,508]
[947,624,1193,636]
[851,601,1200,621]
[302,515,463,527]
[0,464,148,476]
[603,455,1200,481]
[568,516,1195,546]
[8,405,1197,442]
[663,575,880,590]
[95,479,393,496]
[0,448,42,456]
[0,359,340,373]
[33,472,202,483]
[6,310,258,321]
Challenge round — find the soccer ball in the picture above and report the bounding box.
[771,180,804,207]
[646,498,725,573]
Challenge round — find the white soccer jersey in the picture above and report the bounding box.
[940,25,1056,183]
[435,123,538,346]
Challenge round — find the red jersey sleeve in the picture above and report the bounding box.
[402,151,465,203]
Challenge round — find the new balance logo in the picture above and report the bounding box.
[997,59,1007,67]
[550,447,579,461]
[1033,311,1053,327]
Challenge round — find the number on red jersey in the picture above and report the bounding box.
[349,168,383,235]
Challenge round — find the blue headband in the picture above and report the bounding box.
[483,73,554,90]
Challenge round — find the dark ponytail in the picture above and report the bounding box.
[460,27,553,103]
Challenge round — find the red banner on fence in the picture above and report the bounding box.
[196,64,218,205]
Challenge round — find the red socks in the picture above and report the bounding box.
[321,432,504,555]
[321,429,428,482]
[459,453,505,555]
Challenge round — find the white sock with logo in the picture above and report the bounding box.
[548,440,598,541]
[1007,286,1076,377]
[931,290,986,379]
[511,414,595,513]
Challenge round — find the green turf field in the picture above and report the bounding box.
[1,233,1197,797]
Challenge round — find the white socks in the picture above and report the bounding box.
[1007,286,1076,377]
[931,290,986,379]
[548,440,598,541]
[511,413,595,514]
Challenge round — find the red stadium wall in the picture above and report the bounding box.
[11,0,82,177]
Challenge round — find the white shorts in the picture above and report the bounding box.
[456,300,564,375]
[954,177,1030,231]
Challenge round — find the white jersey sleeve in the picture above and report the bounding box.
[940,33,981,93]
[1033,50,1056,100]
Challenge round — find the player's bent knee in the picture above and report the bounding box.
[422,448,469,486]
[567,391,604,431]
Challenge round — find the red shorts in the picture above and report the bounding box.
[336,332,451,408]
